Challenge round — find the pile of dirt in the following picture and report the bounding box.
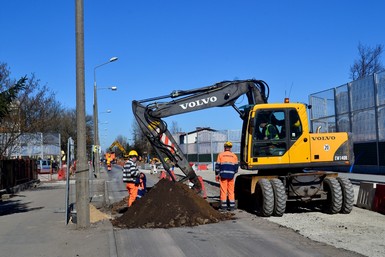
[111,179,234,229]
[109,197,128,215]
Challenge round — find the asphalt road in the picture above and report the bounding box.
[105,165,364,257]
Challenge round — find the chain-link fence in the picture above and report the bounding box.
[0,132,61,159]
[309,71,385,170]
[177,129,241,166]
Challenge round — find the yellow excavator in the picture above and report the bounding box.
[132,79,355,217]
[107,140,129,170]
[108,140,129,158]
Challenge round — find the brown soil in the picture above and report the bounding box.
[111,179,234,229]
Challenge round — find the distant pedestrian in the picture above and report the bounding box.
[164,157,176,181]
[137,172,147,199]
[215,141,239,211]
[150,158,158,174]
[123,150,140,207]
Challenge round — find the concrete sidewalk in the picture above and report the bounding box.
[0,167,214,257]
[0,174,114,257]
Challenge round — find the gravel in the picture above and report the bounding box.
[265,185,385,257]
[183,170,385,257]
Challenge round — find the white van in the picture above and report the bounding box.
[37,159,51,174]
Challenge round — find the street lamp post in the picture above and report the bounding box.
[93,57,118,178]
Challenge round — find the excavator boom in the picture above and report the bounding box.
[132,80,269,189]
[108,140,129,159]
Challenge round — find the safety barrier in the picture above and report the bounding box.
[197,164,208,171]
[372,184,385,215]
[357,182,385,215]
[356,182,377,210]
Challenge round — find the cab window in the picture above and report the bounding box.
[289,109,302,139]
[252,110,287,157]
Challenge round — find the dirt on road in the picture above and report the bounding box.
[111,178,234,228]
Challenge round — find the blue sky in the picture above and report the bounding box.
[1,0,385,150]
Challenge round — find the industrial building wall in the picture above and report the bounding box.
[176,129,242,164]
[309,71,385,171]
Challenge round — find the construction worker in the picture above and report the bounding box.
[150,158,158,174]
[164,157,176,181]
[215,141,239,211]
[122,150,140,207]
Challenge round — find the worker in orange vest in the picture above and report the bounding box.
[215,141,239,211]
[122,150,140,207]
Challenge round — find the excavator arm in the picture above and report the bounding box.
[109,140,128,157]
[132,79,269,190]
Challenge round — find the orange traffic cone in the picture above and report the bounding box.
[57,167,66,180]
[159,170,167,180]
[197,176,207,199]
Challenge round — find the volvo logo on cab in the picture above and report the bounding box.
[179,96,218,110]
[311,136,336,140]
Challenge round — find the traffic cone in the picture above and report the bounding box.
[159,170,167,180]
[57,167,65,180]
[197,176,207,199]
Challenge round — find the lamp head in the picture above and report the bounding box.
[109,57,118,62]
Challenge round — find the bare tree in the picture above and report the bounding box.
[0,63,94,159]
[170,120,182,134]
[131,120,153,159]
[0,64,27,157]
[54,109,93,160]
[350,43,385,80]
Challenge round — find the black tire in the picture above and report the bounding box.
[323,177,342,214]
[255,179,274,217]
[270,178,287,217]
[337,177,354,214]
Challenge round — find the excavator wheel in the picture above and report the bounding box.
[270,178,287,217]
[337,177,354,214]
[255,179,274,217]
[322,177,342,214]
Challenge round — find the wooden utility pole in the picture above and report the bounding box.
[75,0,90,228]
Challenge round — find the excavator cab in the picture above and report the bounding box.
[242,102,352,171]
[243,104,294,169]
